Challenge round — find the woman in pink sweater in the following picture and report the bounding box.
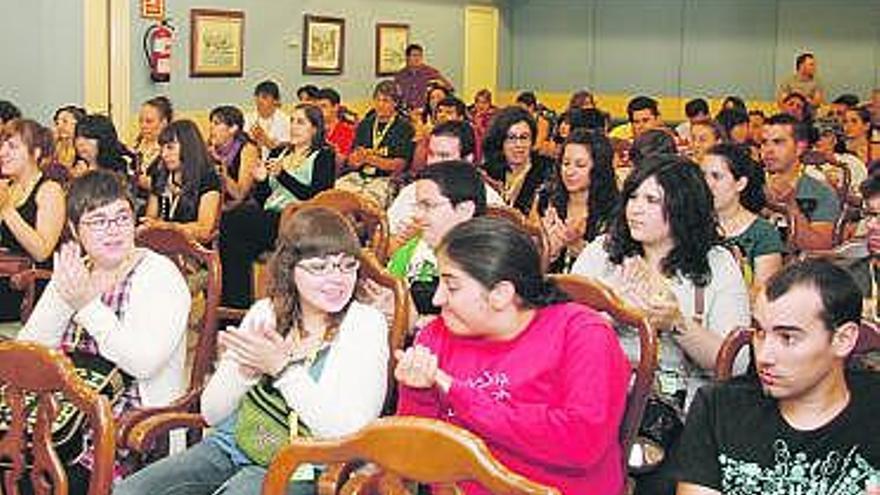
[395,216,630,495]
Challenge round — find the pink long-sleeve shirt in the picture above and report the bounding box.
[398,302,630,495]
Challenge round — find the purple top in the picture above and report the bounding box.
[394,64,445,111]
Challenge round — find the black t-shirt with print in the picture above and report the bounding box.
[674,372,880,494]
[352,110,415,176]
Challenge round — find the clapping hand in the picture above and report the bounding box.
[394,345,452,392]
[53,242,110,311]
[618,257,683,332]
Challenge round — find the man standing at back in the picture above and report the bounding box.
[777,52,825,108]
[675,259,879,495]
[394,44,452,113]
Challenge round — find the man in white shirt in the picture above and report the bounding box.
[244,80,290,159]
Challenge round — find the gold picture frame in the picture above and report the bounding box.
[140,0,165,19]
[302,15,345,75]
[190,9,245,78]
[375,23,409,76]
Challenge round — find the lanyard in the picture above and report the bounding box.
[371,114,396,150]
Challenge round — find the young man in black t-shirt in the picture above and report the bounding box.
[675,259,879,495]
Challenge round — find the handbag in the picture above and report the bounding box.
[0,351,132,467]
[234,378,312,467]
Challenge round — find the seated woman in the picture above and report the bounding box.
[702,143,784,291]
[142,120,221,245]
[396,216,630,495]
[18,170,190,486]
[116,206,389,495]
[535,128,618,272]
[220,104,335,308]
[572,154,750,407]
[73,114,131,177]
[688,120,722,165]
[0,119,66,321]
[53,105,87,170]
[481,106,554,215]
[208,105,259,210]
[131,96,174,199]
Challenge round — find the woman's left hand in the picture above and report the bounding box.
[218,326,294,377]
[394,345,452,392]
[644,291,685,333]
[53,242,98,311]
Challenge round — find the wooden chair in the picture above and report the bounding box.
[1,249,40,324]
[548,274,658,465]
[124,246,410,459]
[715,323,880,381]
[0,341,115,495]
[262,417,559,495]
[485,205,550,271]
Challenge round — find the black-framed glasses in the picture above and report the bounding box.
[297,256,360,276]
[79,213,134,232]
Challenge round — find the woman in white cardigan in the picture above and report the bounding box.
[115,206,389,495]
[18,170,191,487]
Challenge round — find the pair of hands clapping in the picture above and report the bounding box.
[616,257,685,333]
[219,314,325,379]
[394,345,452,393]
[53,242,123,311]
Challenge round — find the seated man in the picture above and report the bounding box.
[387,160,486,316]
[244,80,290,160]
[387,120,502,237]
[840,174,880,320]
[763,113,840,250]
[674,259,879,495]
[336,80,414,208]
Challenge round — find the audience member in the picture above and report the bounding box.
[132,96,173,197]
[567,89,596,111]
[828,93,860,125]
[702,143,784,290]
[612,95,663,141]
[844,105,872,164]
[338,80,414,208]
[721,95,747,114]
[208,105,259,210]
[468,88,496,140]
[245,80,290,160]
[143,120,221,245]
[73,114,131,177]
[675,98,710,143]
[630,128,678,167]
[0,100,21,125]
[220,104,335,308]
[841,174,880,319]
[397,216,630,495]
[481,106,554,215]
[19,169,190,484]
[0,119,66,321]
[411,95,476,173]
[777,51,825,108]
[394,43,452,112]
[715,108,750,145]
[516,91,555,158]
[806,117,866,195]
[674,259,877,495]
[536,128,618,272]
[689,120,722,165]
[52,104,87,169]
[315,87,355,172]
[116,206,389,495]
[295,84,319,103]
[763,113,840,250]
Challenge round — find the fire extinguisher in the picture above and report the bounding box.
[144,20,173,83]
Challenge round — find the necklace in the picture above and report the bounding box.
[371,114,396,150]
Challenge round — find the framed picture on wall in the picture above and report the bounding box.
[375,23,409,76]
[190,9,245,77]
[302,15,345,75]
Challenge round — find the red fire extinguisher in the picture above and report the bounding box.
[144,20,173,83]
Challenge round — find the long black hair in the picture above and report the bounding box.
[481,106,536,181]
[705,143,767,214]
[75,114,130,174]
[156,120,215,220]
[606,154,720,287]
[541,128,618,241]
[438,217,569,308]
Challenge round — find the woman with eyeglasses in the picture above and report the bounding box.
[395,216,630,495]
[116,206,389,495]
[18,170,191,490]
[481,106,555,215]
[0,119,66,321]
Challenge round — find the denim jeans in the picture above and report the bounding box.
[113,440,314,495]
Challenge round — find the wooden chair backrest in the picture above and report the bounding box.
[485,205,549,270]
[715,323,880,381]
[262,417,559,495]
[1,250,40,323]
[281,189,390,263]
[0,341,114,495]
[135,226,222,390]
[549,274,658,464]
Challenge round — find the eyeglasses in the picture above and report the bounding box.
[80,213,134,232]
[414,198,451,212]
[505,133,532,143]
[297,256,360,276]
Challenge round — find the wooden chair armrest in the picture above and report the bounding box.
[318,461,367,495]
[8,268,52,291]
[117,387,203,448]
[126,411,208,454]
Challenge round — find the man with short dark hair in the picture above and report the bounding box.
[0,100,22,125]
[315,87,355,171]
[244,80,290,159]
[763,113,840,249]
[611,96,663,141]
[676,98,710,142]
[674,259,879,495]
[777,52,825,108]
[393,43,451,112]
[830,94,861,126]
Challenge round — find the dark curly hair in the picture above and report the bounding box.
[540,128,618,241]
[706,143,767,214]
[267,206,361,338]
[606,154,720,287]
[75,114,130,174]
[481,106,536,181]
